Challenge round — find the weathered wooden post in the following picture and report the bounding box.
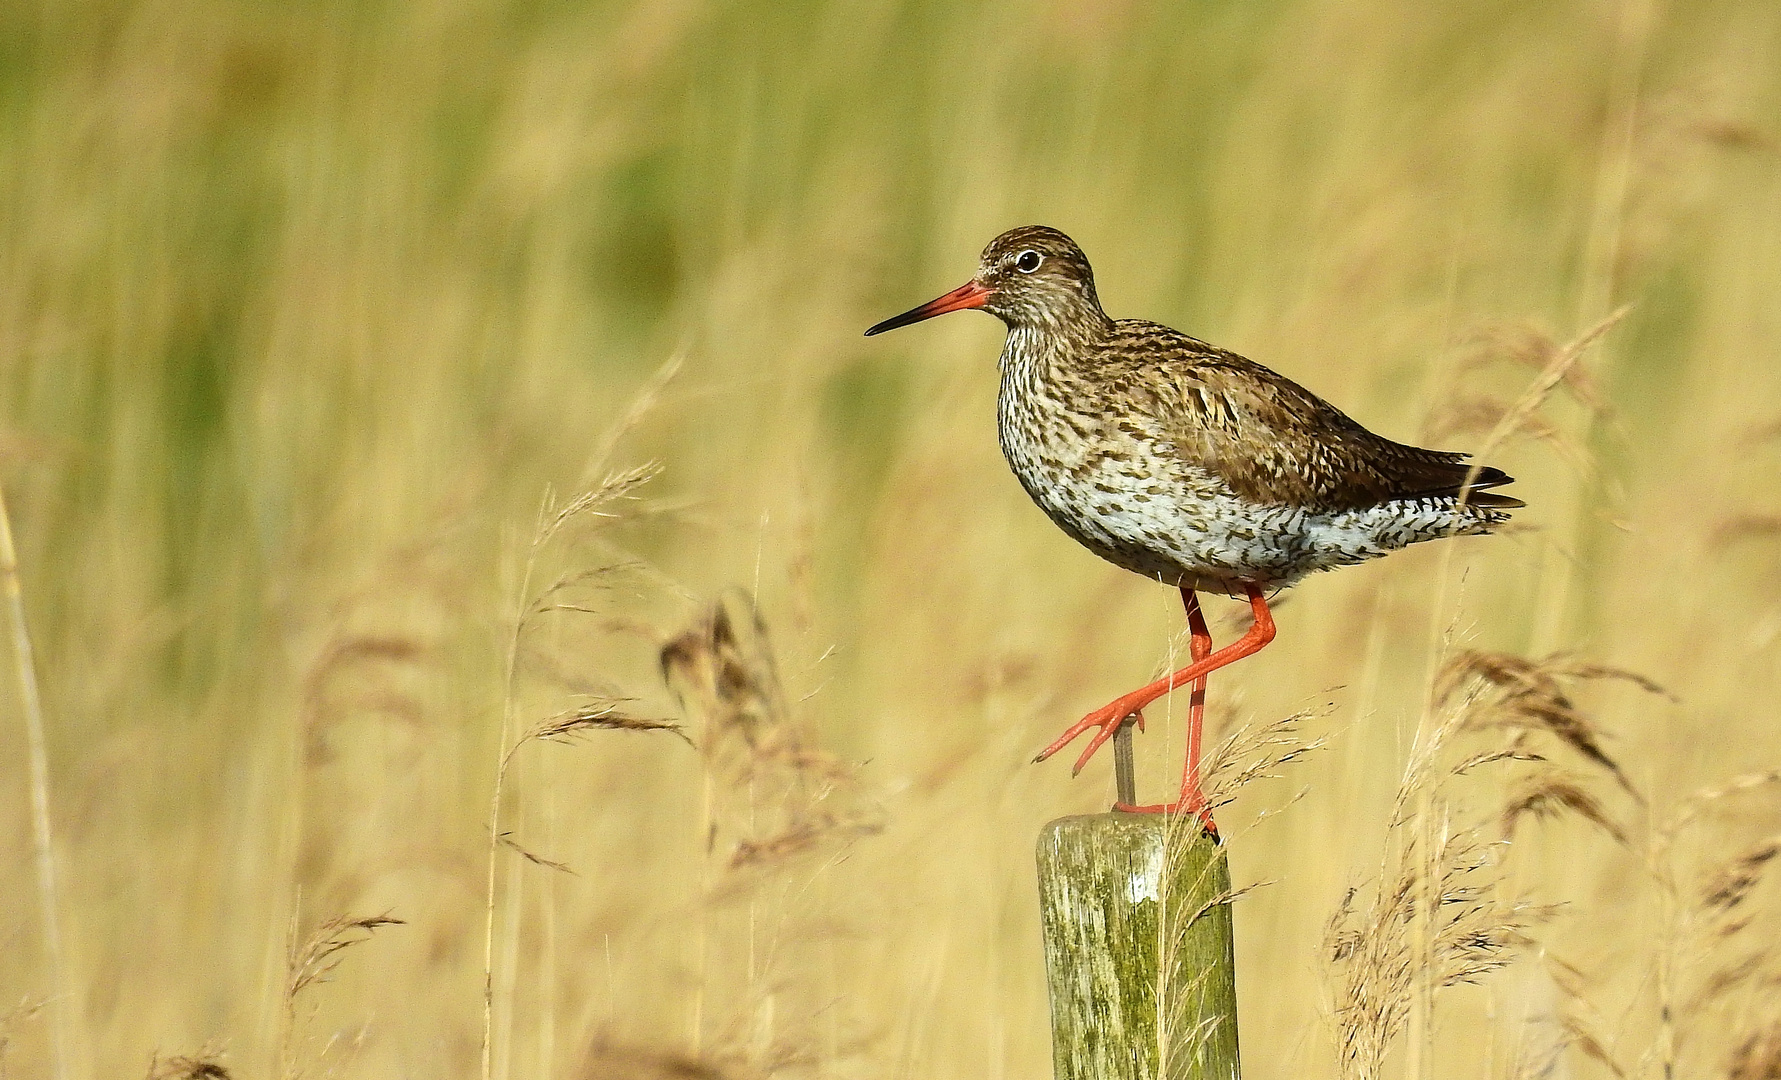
[1037,722,1240,1080]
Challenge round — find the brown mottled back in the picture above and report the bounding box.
[1083,320,1520,513]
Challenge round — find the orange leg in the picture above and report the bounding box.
[1034,583,1277,806]
[1114,589,1215,826]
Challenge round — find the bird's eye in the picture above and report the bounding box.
[1015,249,1042,273]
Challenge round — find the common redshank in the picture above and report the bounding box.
[865,226,1520,832]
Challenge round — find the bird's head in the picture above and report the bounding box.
[865,225,1109,338]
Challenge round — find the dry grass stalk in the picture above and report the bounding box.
[661,591,882,882]
[1428,391,1589,476]
[1624,773,1781,1080]
[1428,307,1630,492]
[1428,393,1560,445]
[521,700,689,748]
[1323,647,1645,1080]
[1686,954,1768,1014]
[1386,686,1471,831]
[1557,1013,1627,1080]
[579,350,686,485]
[1473,305,1629,466]
[1656,771,1781,851]
[1469,321,1612,413]
[658,591,881,1070]
[1451,747,1548,775]
[661,593,788,752]
[1502,773,1628,845]
[526,561,649,620]
[1325,814,1543,1080]
[1390,651,1681,1078]
[484,461,670,1080]
[279,913,402,1080]
[300,632,432,765]
[1198,704,1330,819]
[286,913,405,1005]
[1184,882,1269,929]
[1529,955,1631,1080]
[499,832,576,875]
[0,484,71,1080]
[1436,649,1668,799]
[541,463,665,546]
[489,701,690,878]
[1700,837,1781,917]
[728,818,838,872]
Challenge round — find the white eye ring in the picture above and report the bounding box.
[1015,249,1042,273]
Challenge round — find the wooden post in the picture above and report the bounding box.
[1037,809,1240,1080]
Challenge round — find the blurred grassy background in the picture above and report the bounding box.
[3,0,1781,1077]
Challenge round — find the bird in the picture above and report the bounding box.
[864,225,1521,834]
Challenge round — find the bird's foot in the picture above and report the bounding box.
[1113,797,1219,841]
[1033,689,1156,775]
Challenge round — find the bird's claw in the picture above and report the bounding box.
[1034,699,1146,774]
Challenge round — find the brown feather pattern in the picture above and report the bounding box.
[1097,322,1521,513]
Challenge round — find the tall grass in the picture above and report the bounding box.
[2,1,1781,1078]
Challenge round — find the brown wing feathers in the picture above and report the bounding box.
[1101,322,1521,513]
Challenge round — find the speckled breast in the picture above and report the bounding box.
[997,372,1256,593]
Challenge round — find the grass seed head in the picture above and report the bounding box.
[1729,1023,1781,1080]
[146,1053,233,1080]
[286,913,405,1007]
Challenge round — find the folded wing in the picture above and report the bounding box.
[1105,322,1523,514]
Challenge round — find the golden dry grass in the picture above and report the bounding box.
[2,1,1781,1078]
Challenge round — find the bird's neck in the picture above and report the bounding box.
[999,312,1112,389]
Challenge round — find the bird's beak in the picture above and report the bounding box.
[864,281,994,336]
